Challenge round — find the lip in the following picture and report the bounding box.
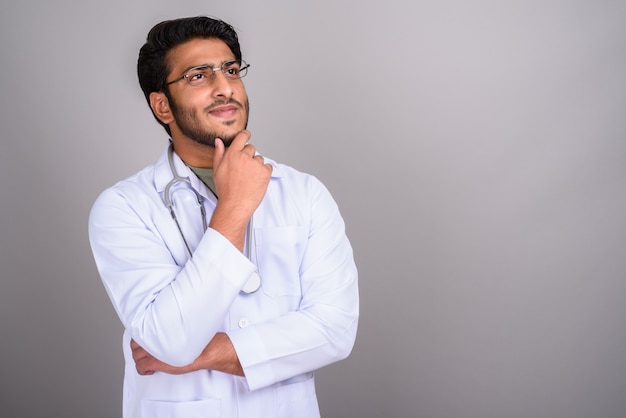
[208,104,239,118]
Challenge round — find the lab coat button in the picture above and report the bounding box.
[238,317,250,328]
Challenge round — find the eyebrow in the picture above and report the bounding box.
[179,58,237,75]
[180,63,213,74]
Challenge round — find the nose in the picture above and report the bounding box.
[211,69,234,98]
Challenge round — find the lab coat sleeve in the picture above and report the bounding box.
[88,184,255,366]
[227,177,359,391]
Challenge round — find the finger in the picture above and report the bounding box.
[131,340,144,355]
[230,130,252,151]
[253,155,271,168]
[253,154,273,169]
[135,358,156,376]
[130,341,151,364]
[130,340,143,358]
[243,143,257,158]
[132,348,147,363]
[213,138,225,168]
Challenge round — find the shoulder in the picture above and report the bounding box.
[101,164,157,199]
[90,163,162,223]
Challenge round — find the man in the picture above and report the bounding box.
[88,16,358,418]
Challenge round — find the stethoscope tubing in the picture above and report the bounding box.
[163,144,260,293]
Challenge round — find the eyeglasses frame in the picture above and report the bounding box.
[166,59,250,87]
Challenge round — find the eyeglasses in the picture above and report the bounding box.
[166,59,250,87]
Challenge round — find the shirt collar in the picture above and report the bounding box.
[154,143,283,196]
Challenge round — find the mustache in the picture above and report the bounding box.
[204,98,244,112]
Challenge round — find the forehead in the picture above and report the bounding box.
[166,37,235,74]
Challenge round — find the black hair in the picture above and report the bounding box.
[137,16,243,134]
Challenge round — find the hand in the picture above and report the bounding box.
[210,130,272,251]
[212,130,272,218]
[131,339,194,376]
[130,333,244,377]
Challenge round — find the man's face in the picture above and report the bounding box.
[164,37,249,147]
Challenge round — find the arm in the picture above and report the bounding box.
[228,177,359,390]
[132,332,243,377]
[127,176,358,387]
[90,194,250,366]
[88,132,272,367]
[210,132,273,252]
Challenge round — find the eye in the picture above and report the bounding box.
[226,68,239,76]
[222,62,241,77]
[188,71,207,80]
[190,72,205,80]
[185,67,212,85]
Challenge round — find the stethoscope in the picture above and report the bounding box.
[163,144,262,294]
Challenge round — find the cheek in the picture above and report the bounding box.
[237,86,248,102]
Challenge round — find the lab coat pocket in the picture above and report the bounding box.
[141,398,221,418]
[276,373,319,417]
[254,226,307,299]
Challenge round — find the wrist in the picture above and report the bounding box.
[209,205,250,252]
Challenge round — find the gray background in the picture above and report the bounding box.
[1,1,625,417]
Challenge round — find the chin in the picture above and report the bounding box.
[220,137,235,147]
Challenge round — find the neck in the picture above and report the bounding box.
[170,136,216,168]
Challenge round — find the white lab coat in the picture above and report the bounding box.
[88,145,359,418]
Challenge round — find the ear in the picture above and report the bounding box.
[149,92,174,125]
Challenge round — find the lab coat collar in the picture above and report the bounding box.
[153,143,283,198]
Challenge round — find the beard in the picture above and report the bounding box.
[169,98,250,147]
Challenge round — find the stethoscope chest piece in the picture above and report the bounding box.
[241,271,262,293]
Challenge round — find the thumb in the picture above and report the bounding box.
[213,138,225,169]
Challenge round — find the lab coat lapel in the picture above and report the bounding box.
[153,144,216,257]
